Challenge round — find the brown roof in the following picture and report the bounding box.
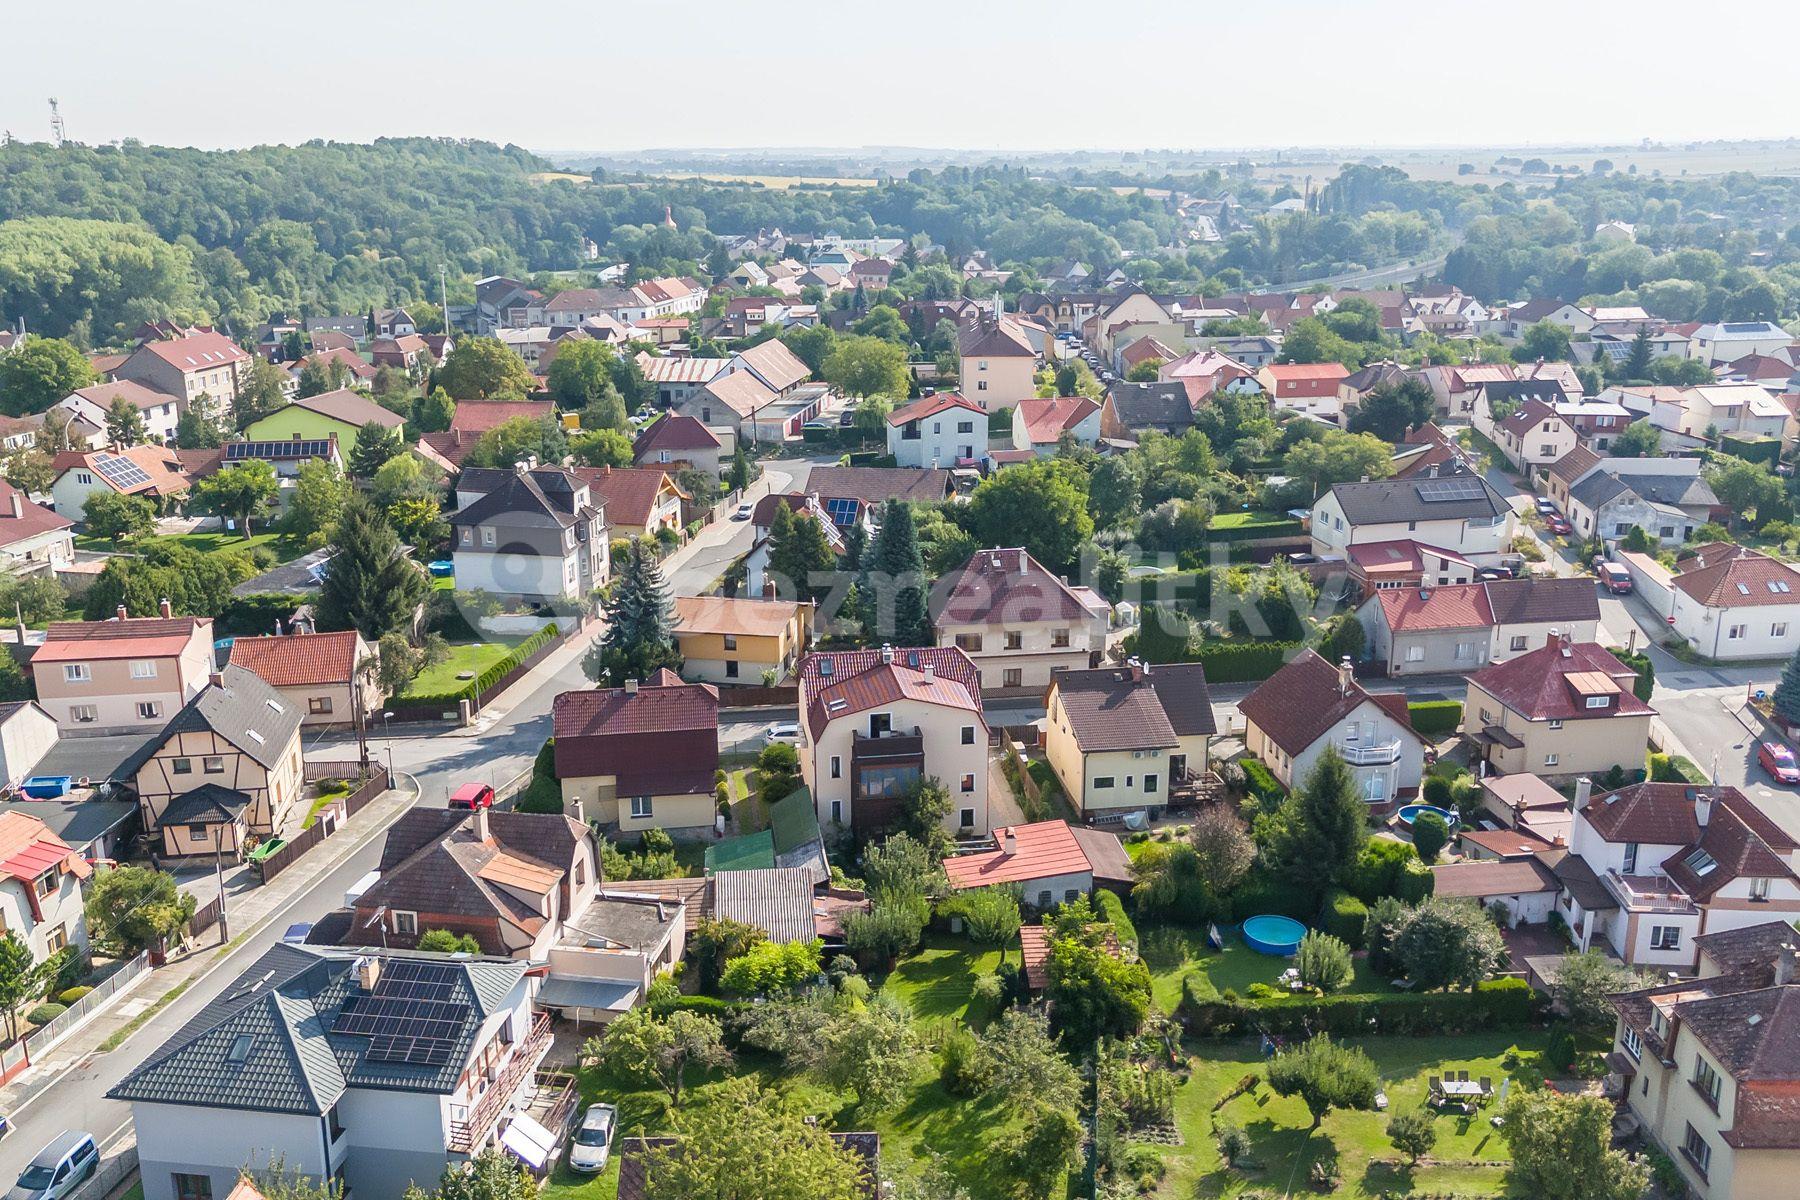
[300,348,376,381]
[1430,857,1558,899]
[1672,547,1800,609]
[578,466,683,532]
[288,389,405,430]
[733,339,811,393]
[228,631,363,688]
[1695,920,1800,976]
[1544,444,1603,486]
[1581,783,1789,847]
[0,481,73,547]
[1460,826,1560,859]
[632,413,721,458]
[52,444,193,497]
[673,595,802,639]
[448,400,553,436]
[958,319,1036,359]
[886,392,983,427]
[797,647,982,740]
[805,465,951,506]
[1467,638,1653,722]
[131,330,248,371]
[36,615,209,663]
[1497,397,1559,436]
[698,370,777,418]
[67,379,176,413]
[934,547,1099,626]
[1238,648,1419,757]
[552,679,719,796]
[1660,804,1799,901]
[1483,577,1602,626]
[1047,662,1215,753]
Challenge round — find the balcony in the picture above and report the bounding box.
[851,727,925,765]
[1605,870,1698,915]
[1334,739,1403,767]
[447,1012,554,1153]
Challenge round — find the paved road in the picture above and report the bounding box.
[665,456,813,596]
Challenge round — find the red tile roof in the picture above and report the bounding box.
[552,679,719,795]
[797,647,982,739]
[1372,583,1494,632]
[1581,783,1795,850]
[1459,826,1560,859]
[1238,648,1420,757]
[632,413,722,457]
[886,392,984,426]
[1662,804,1799,901]
[1014,396,1100,445]
[132,330,248,372]
[1672,548,1800,609]
[578,466,685,532]
[229,631,364,688]
[1467,638,1653,722]
[449,400,555,436]
[300,347,376,381]
[1347,540,1475,578]
[944,821,1093,889]
[35,615,209,663]
[1264,363,1349,381]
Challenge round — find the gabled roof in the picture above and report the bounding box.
[733,339,811,393]
[934,547,1103,627]
[1497,397,1561,437]
[957,319,1035,359]
[451,466,596,531]
[632,413,721,457]
[1238,648,1419,758]
[673,595,803,639]
[126,664,303,775]
[944,821,1095,889]
[552,678,719,796]
[1103,381,1193,432]
[798,647,982,740]
[578,466,684,531]
[1371,584,1494,633]
[66,379,176,413]
[1483,577,1603,626]
[1661,802,1799,901]
[51,445,194,498]
[1326,474,1510,526]
[36,615,210,664]
[1672,547,1800,609]
[1014,396,1100,445]
[297,348,376,381]
[1545,444,1603,486]
[635,354,728,385]
[806,465,951,506]
[228,631,364,689]
[0,481,72,547]
[1695,920,1800,976]
[1582,782,1794,850]
[711,867,816,943]
[1468,638,1651,722]
[283,389,405,431]
[1263,362,1349,383]
[447,400,554,437]
[699,370,777,418]
[130,330,248,372]
[886,392,984,427]
[1046,661,1215,752]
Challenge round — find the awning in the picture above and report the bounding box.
[535,976,638,1014]
[1478,725,1526,750]
[500,1111,557,1170]
[1605,1051,1639,1076]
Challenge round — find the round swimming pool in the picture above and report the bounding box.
[1397,803,1459,828]
[1241,914,1307,956]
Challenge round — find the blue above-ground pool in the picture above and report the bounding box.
[428,560,455,577]
[1242,914,1307,956]
[1397,803,1459,828]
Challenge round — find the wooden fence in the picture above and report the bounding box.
[716,684,798,710]
[254,765,391,882]
[188,893,225,938]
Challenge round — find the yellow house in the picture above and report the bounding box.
[1463,635,1656,780]
[958,318,1038,411]
[121,664,307,859]
[1043,661,1215,818]
[673,595,810,686]
[552,670,721,835]
[242,388,408,464]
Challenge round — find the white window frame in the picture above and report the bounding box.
[63,663,91,683]
[629,795,653,819]
[130,660,158,680]
[393,911,418,936]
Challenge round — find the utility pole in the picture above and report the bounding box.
[47,99,64,149]
[212,825,230,944]
[440,265,451,337]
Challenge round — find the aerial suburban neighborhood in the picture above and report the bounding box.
[1,12,1800,1200]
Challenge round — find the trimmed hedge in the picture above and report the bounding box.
[56,986,93,1004]
[401,624,560,708]
[1096,889,1137,948]
[1181,976,1537,1038]
[1242,759,1286,807]
[25,1003,67,1026]
[1191,640,1299,682]
[1203,517,1304,543]
[1318,888,1368,949]
[1343,839,1434,905]
[1720,434,1781,467]
[217,592,305,637]
[1407,700,1463,736]
[1229,870,1314,923]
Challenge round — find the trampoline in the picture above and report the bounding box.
[1242,914,1307,956]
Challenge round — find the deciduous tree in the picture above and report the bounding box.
[192,460,279,537]
[106,396,148,446]
[1498,1090,1648,1200]
[1266,1033,1379,1128]
[436,336,534,401]
[82,491,156,548]
[1392,897,1506,990]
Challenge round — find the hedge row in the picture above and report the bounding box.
[1095,889,1137,948]
[1203,517,1304,543]
[1190,640,1301,682]
[1318,888,1367,949]
[1181,976,1537,1037]
[1242,759,1286,807]
[1407,700,1464,736]
[402,623,560,708]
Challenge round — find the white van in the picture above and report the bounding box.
[9,1131,99,1200]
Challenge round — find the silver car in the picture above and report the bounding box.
[9,1132,98,1200]
[568,1103,617,1173]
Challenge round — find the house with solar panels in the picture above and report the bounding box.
[220,435,344,512]
[1309,472,1517,565]
[49,444,197,520]
[109,945,559,1200]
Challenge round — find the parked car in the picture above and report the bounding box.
[764,721,800,744]
[734,501,755,520]
[449,783,495,810]
[282,922,314,945]
[1498,554,1526,577]
[1474,566,1512,582]
[1595,561,1633,594]
[838,410,856,427]
[9,1132,98,1200]
[1533,496,1558,515]
[1544,514,1573,536]
[1759,741,1800,785]
[567,1103,618,1174]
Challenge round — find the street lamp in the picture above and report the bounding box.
[381,711,396,781]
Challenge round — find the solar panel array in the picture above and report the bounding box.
[92,453,152,489]
[332,960,468,1067]
[1416,477,1486,503]
[824,498,860,525]
[226,440,335,460]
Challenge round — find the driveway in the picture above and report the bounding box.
[987,750,1026,828]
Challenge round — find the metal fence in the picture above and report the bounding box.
[23,950,150,1057]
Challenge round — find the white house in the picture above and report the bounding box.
[1357,577,1601,676]
[797,646,990,837]
[0,809,90,965]
[55,380,183,445]
[449,465,607,602]
[1310,473,1516,565]
[1011,396,1102,456]
[885,392,987,469]
[1238,649,1426,809]
[1630,544,1800,661]
[1689,321,1795,366]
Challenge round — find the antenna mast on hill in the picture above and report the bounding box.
[48,99,65,148]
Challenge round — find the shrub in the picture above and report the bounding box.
[1241,759,1286,807]
[1190,640,1299,682]
[1546,1027,1578,1072]
[1295,931,1354,992]
[1421,774,1453,807]
[1215,1119,1253,1169]
[1387,1108,1437,1163]
[1229,869,1314,922]
[1411,811,1451,864]
[56,986,93,1005]
[1343,839,1432,905]
[1317,889,1367,949]
[970,973,1005,1012]
[1094,889,1136,949]
[1181,976,1536,1037]
[25,1003,67,1026]
[1407,700,1463,736]
[938,1024,989,1096]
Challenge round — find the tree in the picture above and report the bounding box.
[586,1007,731,1105]
[280,458,351,542]
[1346,378,1434,441]
[1045,935,1152,1046]
[821,335,908,399]
[416,929,480,954]
[1498,1090,1649,1200]
[1773,645,1800,727]
[720,938,823,995]
[386,496,449,549]
[1622,326,1655,381]
[247,1159,344,1200]
[370,453,435,507]
[0,931,44,1040]
[964,459,1093,573]
[584,538,681,684]
[175,391,228,449]
[570,428,633,468]
[858,499,931,644]
[1266,1034,1380,1128]
[1295,930,1354,992]
[1386,1108,1437,1165]
[1086,456,1142,529]
[843,901,928,967]
[982,1006,1081,1114]
[765,502,837,602]
[436,336,534,401]
[2,447,56,496]
[637,1078,869,1200]
[1610,419,1663,458]
[1707,459,1783,529]
[547,339,626,416]
[1518,320,1574,363]
[1282,429,1393,496]
[348,422,405,477]
[688,917,765,994]
[82,491,156,548]
[944,887,1021,959]
[728,443,750,493]
[412,387,456,434]
[235,359,291,426]
[899,776,953,848]
[0,337,94,417]
[106,395,149,446]
[860,833,946,906]
[192,460,279,538]
[1411,809,1450,864]
[316,492,429,640]
[1277,747,1368,886]
[84,865,198,954]
[1552,951,1645,1029]
[851,395,893,438]
[998,1107,1084,1200]
[404,1149,537,1200]
[810,994,924,1111]
[462,416,567,470]
[1125,358,1163,382]
[1393,897,1506,990]
[295,359,349,399]
[1188,805,1255,899]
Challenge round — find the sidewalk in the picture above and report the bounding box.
[0,776,420,1116]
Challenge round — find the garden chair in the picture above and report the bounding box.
[1428,1076,1442,1098]
[1479,1076,1493,1097]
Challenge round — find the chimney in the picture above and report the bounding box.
[1573,776,1592,815]
[1777,943,1797,987]
[116,604,128,621]
[356,957,381,991]
[1128,657,1144,684]
[1002,827,1017,857]
[923,662,935,682]
[1695,792,1714,828]
[1019,552,1029,576]
[472,805,490,842]
[159,597,172,619]
[209,671,225,689]
[881,644,894,665]
[1427,463,1439,478]
[624,678,639,695]
[1338,656,1353,695]
[6,491,18,520]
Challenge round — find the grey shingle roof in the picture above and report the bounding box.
[161,784,252,826]
[1328,475,1509,525]
[118,665,303,779]
[108,945,527,1113]
[1104,381,1193,432]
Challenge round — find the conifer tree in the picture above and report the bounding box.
[585,538,681,685]
[316,492,428,640]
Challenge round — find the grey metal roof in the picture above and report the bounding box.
[161,783,252,826]
[0,797,135,850]
[1328,475,1509,525]
[1104,381,1193,431]
[108,945,527,1114]
[30,732,159,783]
[711,867,816,943]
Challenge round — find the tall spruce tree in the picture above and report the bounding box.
[585,538,681,685]
[1774,646,1800,727]
[1623,325,1654,382]
[316,492,429,640]
[859,499,931,646]
[1278,746,1370,889]
[766,503,837,601]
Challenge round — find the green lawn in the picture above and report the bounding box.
[1172,1031,1586,1198]
[1144,925,1397,1012]
[76,529,309,562]
[1209,510,1290,530]
[879,933,1004,1023]
[391,642,514,702]
[301,783,351,830]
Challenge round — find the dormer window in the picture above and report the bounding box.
[1585,695,1611,709]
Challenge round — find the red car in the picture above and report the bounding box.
[1595,562,1633,594]
[450,782,496,809]
[1544,514,1573,536]
[1758,742,1800,785]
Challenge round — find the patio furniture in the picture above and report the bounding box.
[1439,1079,1484,1099]
[1374,1091,1388,1111]
[1428,1076,1442,1094]
[1479,1076,1493,1095]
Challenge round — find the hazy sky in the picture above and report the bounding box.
[1,0,1792,154]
